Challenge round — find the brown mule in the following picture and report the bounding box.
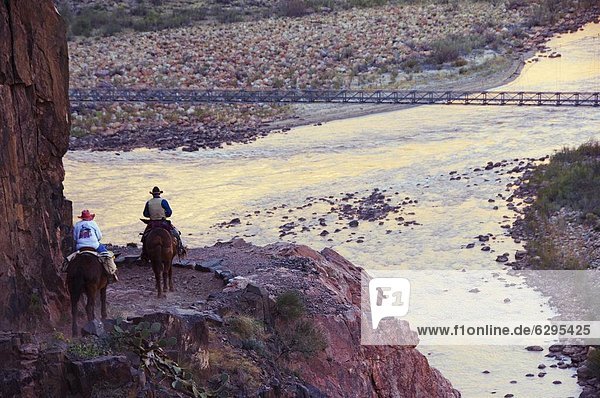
[144,228,176,298]
[66,250,108,336]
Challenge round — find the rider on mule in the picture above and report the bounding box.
[141,186,185,261]
[65,209,118,282]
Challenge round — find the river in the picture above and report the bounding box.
[64,22,600,397]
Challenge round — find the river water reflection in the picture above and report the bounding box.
[65,22,600,397]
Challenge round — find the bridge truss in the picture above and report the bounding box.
[69,88,600,107]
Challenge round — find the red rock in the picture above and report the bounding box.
[0,0,71,329]
[270,243,460,397]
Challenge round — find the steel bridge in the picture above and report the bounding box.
[69,88,600,107]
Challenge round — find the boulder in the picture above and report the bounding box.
[67,356,135,397]
[81,319,107,338]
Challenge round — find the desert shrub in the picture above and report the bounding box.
[131,3,149,17]
[276,0,310,17]
[209,347,261,390]
[275,290,305,321]
[68,336,112,360]
[428,34,485,65]
[523,141,600,270]
[228,315,265,340]
[531,141,600,217]
[213,7,244,23]
[552,141,600,163]
[578,0,597,8]
[279,319,327,358]
[507,0,527,10]
[453,58,468,67]
[401,56,422,73]
[241,338,267,355]
[527,219,588,270]
[65,4,207,37]
[586,348,600,377]
[70,13,93,36]
[526,0,564,27]
[347,0,387,8]
[274,291,327,358]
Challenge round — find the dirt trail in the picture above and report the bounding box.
[107,262,221,319]
[103,241,277,320]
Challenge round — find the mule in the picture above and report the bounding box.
[144,227,176,298]
[66,250,108,336]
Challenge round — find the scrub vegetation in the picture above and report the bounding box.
[523,141,600,270]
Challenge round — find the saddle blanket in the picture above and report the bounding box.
[62,250,116,274]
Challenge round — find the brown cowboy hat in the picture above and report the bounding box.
[150,186,163,195]
[77,209,95,221]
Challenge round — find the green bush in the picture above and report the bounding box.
[532,141,600,217]
[401,56,422,73]
[65,4,207,37]
[279,319,327,358]
[346,0,387,8]
[228,315,265,340]
[213,7,244,23]
[275,290,305,321]
[68,336,112,360]
[429,34,485,65]
[274,291,327,358]
[586,348,600,377]
[527,222,588,270]
[276,0,310,17]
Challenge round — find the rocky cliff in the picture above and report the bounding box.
[0,241,460,397]
[0,0,72,329]
[110,240,461,397]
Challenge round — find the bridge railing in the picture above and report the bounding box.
[69,88,600,107]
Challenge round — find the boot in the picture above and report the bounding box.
[177,238,186,257]
[171,229,186,257]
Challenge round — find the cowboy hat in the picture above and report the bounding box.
[77,209,95,220]
[150,186,163,195]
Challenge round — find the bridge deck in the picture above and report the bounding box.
[69,89,600,107]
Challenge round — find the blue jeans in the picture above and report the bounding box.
[97,244,108,253]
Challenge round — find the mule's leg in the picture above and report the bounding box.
[68,277,82,337]
[162,261,169,293]
[71,294,80,337]
[100,287,107,319]
[152,262,163,298]
[168,261,174,292]
[85,286,97,321]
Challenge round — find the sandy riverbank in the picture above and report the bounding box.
[270,51,528,131]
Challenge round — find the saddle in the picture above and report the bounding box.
[78,247,101,256]
[140,218,172,232]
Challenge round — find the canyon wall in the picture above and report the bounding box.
[0,0,72,329]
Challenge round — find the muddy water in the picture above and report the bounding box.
[64,23,600,397]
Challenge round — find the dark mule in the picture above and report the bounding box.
[144,228,176,298]
[66,251,108,336]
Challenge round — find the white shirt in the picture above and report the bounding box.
[73,220,102,250]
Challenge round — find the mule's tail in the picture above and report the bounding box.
[67,266,84,305]
[148,242,165,272]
